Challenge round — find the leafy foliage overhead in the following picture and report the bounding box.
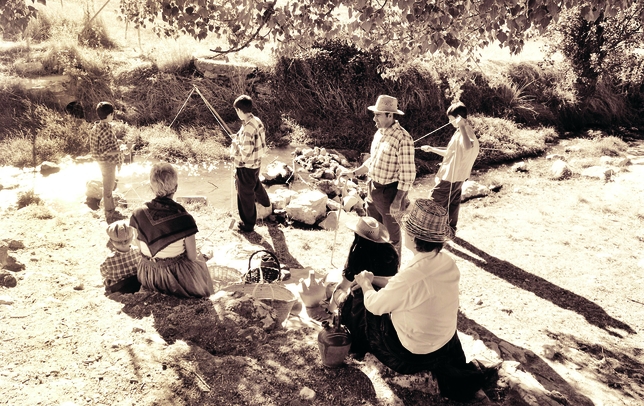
[0,0,44,39]
[117,0,643,59]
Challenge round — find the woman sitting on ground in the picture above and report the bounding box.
[129,162,214,298]
[339,199,485,401]
[326,216,399,313]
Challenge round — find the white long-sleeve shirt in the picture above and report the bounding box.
[363,250,460,354]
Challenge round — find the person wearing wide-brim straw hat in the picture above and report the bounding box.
[340,95,416,261]
[325,216,399,313]
[338,199,486,402]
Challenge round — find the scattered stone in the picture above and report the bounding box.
[488,183,503,192]
[3,240,25,250]
[0,295,15,305]
[86,180,103,200]
[73,283,84,291]
[564,145,582,153]
[299,387,316,401]
[316,179,340,196]
[546,154,566,161]
[285,189,328,225]
[550,160,572,180]
[600,156,631,167]
[39,162,61,175]
[511,162,528,172]
[268,188,298,210]
[318,210,341,231]
[580,166,615,182]
[0,242,25,272]
[461,180,490,202]
[0,270,17,288]
[262,161,293,185]
[326,199,341,212]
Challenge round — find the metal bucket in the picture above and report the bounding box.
[317,326,352,368]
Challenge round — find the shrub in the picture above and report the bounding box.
[17,190,42,209]
[134,123,229,164]
[469,115,556,166]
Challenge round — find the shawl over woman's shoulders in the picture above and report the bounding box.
[130,197,198,257]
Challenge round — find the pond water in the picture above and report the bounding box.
[0,144,438,213]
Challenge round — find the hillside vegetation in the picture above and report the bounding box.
[0,0,642,169]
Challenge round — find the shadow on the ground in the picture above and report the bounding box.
[457,312,597,406]
[449,237,635,337]
[265,223,304,269]
[108,290,382,405]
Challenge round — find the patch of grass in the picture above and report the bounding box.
[469,116,556,166]
[0,102,90,167]
[570,135,629,158]
[17,190,42,209]
[133,123,229,164]
[27,205,55,220]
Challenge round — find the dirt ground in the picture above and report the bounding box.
[1,138,643,406]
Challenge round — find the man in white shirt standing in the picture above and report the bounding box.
[421,101,479,234]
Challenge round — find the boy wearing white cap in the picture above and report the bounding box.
[100,220,141,294]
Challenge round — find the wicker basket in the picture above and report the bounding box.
[222,283,297,326]
[244,250,281,283]
[209,264,243,291]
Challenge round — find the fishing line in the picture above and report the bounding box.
[413,122,451,143]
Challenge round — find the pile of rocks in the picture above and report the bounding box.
[259,147,369,229]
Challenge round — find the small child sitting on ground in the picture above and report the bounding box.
[100,220,141,294]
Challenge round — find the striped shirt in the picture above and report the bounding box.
[90,121,123,165]
[100,247,141,287]
[230,114,267,169]
[367,121,416,191]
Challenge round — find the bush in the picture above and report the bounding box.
[133,123,229,164]
[17,190,42,209]
[469,116,556,166]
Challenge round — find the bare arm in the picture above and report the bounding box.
[184,234,200,262]
[420,145,447,156]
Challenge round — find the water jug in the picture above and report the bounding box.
[317,314,352,368]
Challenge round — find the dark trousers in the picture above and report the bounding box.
[341,288,484,401]
[366,181,402,257]
[236,167,270,229]
[428,179,464,231]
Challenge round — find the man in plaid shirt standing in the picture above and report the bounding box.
[90,101,126,224]
[342,95,415,257]
[230,95,271,233]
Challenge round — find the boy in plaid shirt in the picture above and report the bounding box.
[100,220,141,294]
[90,101,126,224]
[230,95,271,233]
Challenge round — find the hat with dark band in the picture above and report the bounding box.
[345,216,390,243]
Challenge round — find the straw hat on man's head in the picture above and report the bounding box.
[368,95,404,115]
[106,220,134,251]
[345,216,390,243]
[398,199,454,243]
